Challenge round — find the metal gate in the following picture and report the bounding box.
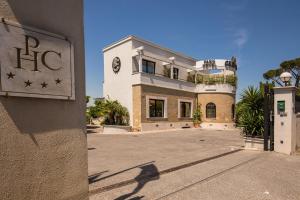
[263,84,274,151]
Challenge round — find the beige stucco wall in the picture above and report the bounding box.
[197,93,235,123]
[132,84,196,130]
[0,1,88,200]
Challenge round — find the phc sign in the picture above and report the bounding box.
[0,19,75,100]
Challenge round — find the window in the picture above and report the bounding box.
[173,67,179,79]
[149,99,164,117]
[180,102,191,118]
[206,103,216,118]
[142,59,155,74]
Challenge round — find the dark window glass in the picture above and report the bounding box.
[206,103,216,118]
[173,68,179,79]
[180,102,191,118]
[149,99,164,117]
[142,59,155,74]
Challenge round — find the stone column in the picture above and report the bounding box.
[170,64,174,79]
[0,0,88,199]
[273,86,297,155]
[138,52,142,73]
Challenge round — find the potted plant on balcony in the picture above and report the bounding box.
[163,66,171,78]
[193,105,202,128]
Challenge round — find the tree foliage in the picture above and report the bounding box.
[236,86,264,137]
[86,96,91,104]
[87,99,129,125]
[263,57,300,91]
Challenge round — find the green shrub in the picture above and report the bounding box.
[236,86,264,137]
[163,66,171,78]
[196,74,204,84]
[226,75,237,87]
[187,72,195,83]
[88,99,129,125]
[193,105,202,124]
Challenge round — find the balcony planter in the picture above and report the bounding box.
[103,125,132,134]
[244,136,266,151]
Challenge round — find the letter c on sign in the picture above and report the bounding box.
[41,50,62,71]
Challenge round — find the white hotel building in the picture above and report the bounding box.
[103,35,237,131]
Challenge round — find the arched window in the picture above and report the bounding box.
[206,103,216,118]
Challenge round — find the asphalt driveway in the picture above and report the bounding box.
[87,129,300,200]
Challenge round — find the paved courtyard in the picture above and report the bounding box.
[87,129,300,200]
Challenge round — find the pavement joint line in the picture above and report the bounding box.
[89,148,244,196]
[154,156,260,200]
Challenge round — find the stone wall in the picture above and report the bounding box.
[132,84,196,131]
[0,1,88,200]
[197,93,235,123]
[132,85,142,131]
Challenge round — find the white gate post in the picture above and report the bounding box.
[273,86,297,155]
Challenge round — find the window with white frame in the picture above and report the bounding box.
[146,96,168,118]
[149,99,164,117]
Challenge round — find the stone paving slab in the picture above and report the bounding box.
[88,129,243,190]
[87,129,300,200]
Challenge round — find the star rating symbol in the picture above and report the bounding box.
[55,78,62,84]
[41,82,48,88]
[24,80,32,87]
[7,72,15,79]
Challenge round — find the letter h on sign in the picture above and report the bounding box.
[14,35,62,72]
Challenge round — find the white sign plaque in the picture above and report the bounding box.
[0,19,75,100]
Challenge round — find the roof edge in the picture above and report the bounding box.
[102,35,198,62]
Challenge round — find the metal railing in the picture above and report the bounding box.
[132,70,194,84]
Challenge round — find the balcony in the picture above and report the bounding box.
[131,72,236,94]
[131,48,237,94]
[131,72,196,93]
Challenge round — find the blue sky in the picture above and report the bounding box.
[84,0,300,100]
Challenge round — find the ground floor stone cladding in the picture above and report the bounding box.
[132,84,235,131]
[197,93,235,123]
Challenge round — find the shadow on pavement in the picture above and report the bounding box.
[88,170,109,184]
[114,163,160,200]
[89,161,155,185]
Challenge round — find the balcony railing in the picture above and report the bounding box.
[132,70,191,83]
[187,73,237,87]
[132,71,236,94]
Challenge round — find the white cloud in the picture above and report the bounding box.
[234,29,248,48]
[223,0,249,12]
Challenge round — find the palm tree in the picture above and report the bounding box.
[236,86,264,137]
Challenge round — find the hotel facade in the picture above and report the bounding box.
[103,36,237,131]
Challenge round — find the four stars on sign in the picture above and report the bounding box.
[6,72,62,88]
